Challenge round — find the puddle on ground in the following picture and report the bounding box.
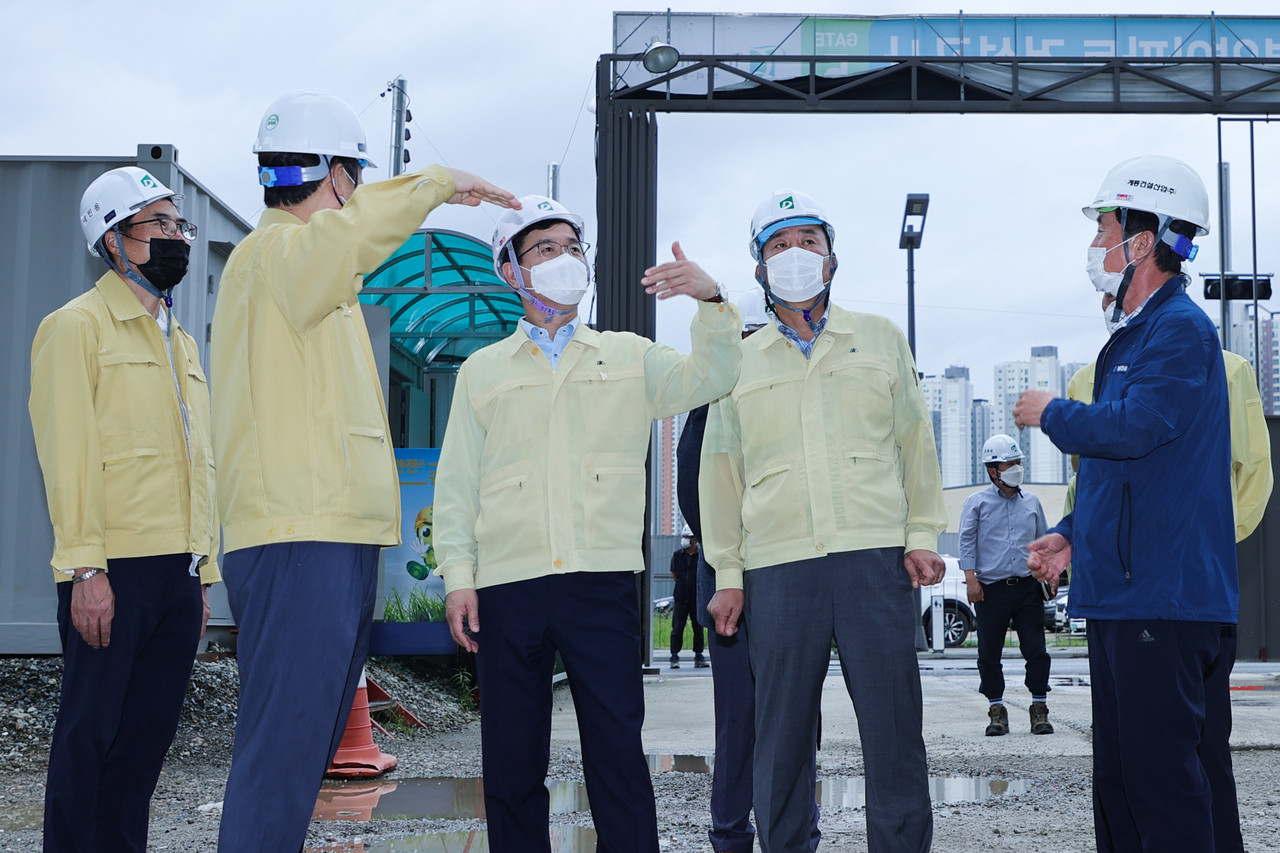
[315,777,589,821]
[646,753,713,773]
[818,775,1030,809]
[305,826,597,852]
[316,772,1028,825]
[1050,676,1091,687]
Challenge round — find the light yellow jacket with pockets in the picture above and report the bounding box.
[1066,350,1273,542]
[29,271,221,583]
[700,303,947,591]
[212,166,456,553]
[434,300,742,592]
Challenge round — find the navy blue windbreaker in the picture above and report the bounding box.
[1042,277,1237,623]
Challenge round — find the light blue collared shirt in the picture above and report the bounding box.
[774,315,827,359]
[519,316,579,369]
[958,484,1048,582]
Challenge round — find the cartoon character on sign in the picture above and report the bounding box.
[406,505,437,580]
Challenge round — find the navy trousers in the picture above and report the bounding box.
[708,607,822,853]
[1088,619,1236,852]
[217,541,378,853]
[44,554,202,853]
[973,575,1051,701]
[1203,626,1243,853]
[746,549,932,853]
[475,571,657,853]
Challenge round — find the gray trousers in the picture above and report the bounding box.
[745,548,933,853]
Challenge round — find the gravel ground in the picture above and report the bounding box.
[2,654,1279,852]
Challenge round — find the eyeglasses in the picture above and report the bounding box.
[125,217,198,240]
[519,239,590,262]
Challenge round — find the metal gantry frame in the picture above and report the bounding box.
[594,36,1280,662]
[595,50,1280,336]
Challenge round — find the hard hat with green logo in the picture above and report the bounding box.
[253,90,377,170]
[80,166,181,256]
[491,194,586,277]
[749,189,836,260]
[981,434,1023,465]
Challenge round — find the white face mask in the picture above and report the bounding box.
[1085,236,1140,296]
[765,247,827,302]
[1102,307,1123,336]
[999,464,1024,487]
[527,253,590,307]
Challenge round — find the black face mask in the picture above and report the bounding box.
[137,238,190,290]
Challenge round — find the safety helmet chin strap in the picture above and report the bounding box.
[762,283,831,336]
[506,244,576,323]
[1110,208,1196,324]
[109,224,173,308]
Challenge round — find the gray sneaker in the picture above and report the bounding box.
[669,657,680,669]
[1030,702,1054,735]
[985,704,1009,736]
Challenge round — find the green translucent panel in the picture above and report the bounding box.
[360,229,523,368]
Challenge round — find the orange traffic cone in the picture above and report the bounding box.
[326,669,398,779]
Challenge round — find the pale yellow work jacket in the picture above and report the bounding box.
[700,303,946,590]
[212,166,456,552]
[1066,350,1273,542]
[434,300,742,592]
[29,271,221,583]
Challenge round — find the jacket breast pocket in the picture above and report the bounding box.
[97,348,164,405]
[566,365,648,439]
[827,358,896,442]
[734,379,801,447]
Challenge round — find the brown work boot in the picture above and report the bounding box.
[1030,702,1054,735]
[985,704,1009,736]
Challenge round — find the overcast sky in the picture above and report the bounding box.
[6,0,1278,403]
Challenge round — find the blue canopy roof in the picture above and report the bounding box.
[359,229,523,370]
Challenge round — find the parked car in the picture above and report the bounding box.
[1044,587,1069,631]
[920,557,974,648]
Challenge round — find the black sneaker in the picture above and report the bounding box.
[694,656,709,668]
[1030,702,1054,735]
[985,704,1009,736]
[669,657,680,669]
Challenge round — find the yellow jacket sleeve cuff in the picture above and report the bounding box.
[716,565,744,592]
[199,560,222,585]
[905,530,939,554]
[438,562,477,595]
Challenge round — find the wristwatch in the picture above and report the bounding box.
[71,568,103,584]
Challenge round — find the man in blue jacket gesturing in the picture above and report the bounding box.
[1013,155,1238,852]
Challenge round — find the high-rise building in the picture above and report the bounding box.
[993,359,1033,476]
[937,366,974,487]
[655,413,686,535]
[971,398,992,485]
[1029,346,1066,483]
[993,360,1030,437]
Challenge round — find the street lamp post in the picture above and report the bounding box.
[899,194,930,360]
[899,194,931,652]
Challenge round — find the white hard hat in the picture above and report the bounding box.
[981,434,1023,465]
[735,287,770,331]
[1082,155,1210,237]
[80,167,180,257]
[253,90,377,168]
[749,189,836,260]
[491,195,586,277]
